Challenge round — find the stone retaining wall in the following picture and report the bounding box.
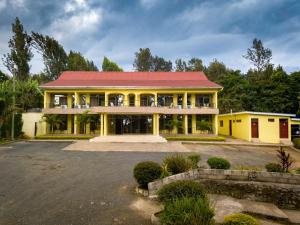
[148,169,300,209]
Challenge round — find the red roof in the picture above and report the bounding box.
[40,71,222,89]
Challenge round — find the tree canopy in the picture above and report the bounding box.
[67,51,98,71]
[102,57,123,71]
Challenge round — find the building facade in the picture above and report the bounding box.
[41,71,222,136]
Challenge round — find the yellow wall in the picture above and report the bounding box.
[291,120,300,125]
[219,113,292,143]
[22,113,45,137]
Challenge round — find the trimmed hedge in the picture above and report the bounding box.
[159,197,215,225]
[157,180,207,203]
[133,161,162,189]
[165,136,225,142]
[207,157,231,169]
[35,135,93,140]
[293,138,300,149]
[223,213,259,225]
[163,154,192,175]
[265,163,283,172]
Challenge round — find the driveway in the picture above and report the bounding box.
[0,141,299,225]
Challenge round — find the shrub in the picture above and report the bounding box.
[293,138,300,149]
[188,153,201,169]
[295,167,300,174]
[158,180,207,203]
[207,157,230,169]
[133,161,162,189]
[276,148,294,172]
[159,197,214,225]
[223,213,259,225]
[163,154,192,175]
[265,163,283,172]
[233,165,262,171]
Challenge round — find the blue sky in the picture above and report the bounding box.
[0,0,300,74]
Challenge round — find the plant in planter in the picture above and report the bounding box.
[133,161,162,189]
[223,213,259,225]
[163,154,192,175]
[276,148,294,173]
[187,153,201,169]
[207,157,230,169]
[196,120,212,134]
[265,163,283,172]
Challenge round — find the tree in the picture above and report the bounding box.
[102,57,123,71]
[77,110,94,134]
[205,59,227,81]
[2,17,33,81]
[243,38,272,73]
[43,114,64,134]
[133,48,153,71]
[67,51,98,71]
[152,56,172,71]
[0,70,9,82]
[186,58,204,71]
[31,32,68,81]
[175,59,187,72]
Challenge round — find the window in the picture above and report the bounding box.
[268,118,275,122]
[220,120,223,127]
[236,120,242,123]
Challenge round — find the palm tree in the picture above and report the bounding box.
[77,110,94,134]
[43,114,64,134]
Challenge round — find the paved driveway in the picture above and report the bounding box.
[0,141,299,225]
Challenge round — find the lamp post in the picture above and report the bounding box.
[11,64,17,140]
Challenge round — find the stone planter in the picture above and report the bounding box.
[135,186,149,197]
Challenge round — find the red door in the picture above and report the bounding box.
[229,120,232,136]
[279,119,288,139]
[251,118,259,138]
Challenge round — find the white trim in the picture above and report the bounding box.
[219,111,296,117]
[291,118,300,121]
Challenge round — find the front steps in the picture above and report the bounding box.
[89,135,167,143]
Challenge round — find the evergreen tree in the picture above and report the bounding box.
[67,51,98,71]
[2,17,33,81]
[175,59,187,71]
[152,56,172,71]
[186,58,204,71]
[133,48,153,71]
[102,57,123,71]
[205,59,227,81]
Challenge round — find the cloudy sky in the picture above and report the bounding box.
[0,0,300,74]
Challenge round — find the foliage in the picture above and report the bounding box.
[157,180,207,203]
[2,17,33,81]
[293,138,300,149]
[67,51,98,71]
[196,120,212,131]
[175,58,204,72]
[77,110,95,134]
[0,113,23,139]
[0,70,9,82]
[102,56,123,71]
[276,148,294,172]
[152,56,172,71]
[163,154,192,175]
[265,163,283,172]
[233,165,262,171]
[165,136,225,141]
[295,168,300,174]
[133,161,162,188]
[243,38,272,73]
[223,213,259,225]
[205,59,227,81]
[165,119,183,133]
[187,153,201,169]
[35,135,93,140]
[31,32,68,80]
[43,114,64,134]
[159,197,214,225]
[207,157,231,169]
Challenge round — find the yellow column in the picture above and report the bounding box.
[172,114,178,134]
[183,92,188,108]
[124,94,129,106]
[192,114,197,134]
[156,114,160,135]
[135,93,140,106]
[67,114,72,134]
[154,92,157,106]
[105,93,109,106]
[43,92,48,108]
[213,92,218,108]
[86,94,90,105]
[173,94,178,107]
[74,115,79,134]
[103,114,108,136]
[184,114,188,135]
[85,94,91,134]
[191,94,196,108]
[153,114,156,135]
[67,94,73,108]
[100,114,103,136]
[214,115,218,135]
[75,92,79,107]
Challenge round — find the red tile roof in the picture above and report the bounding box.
[40,71,222,89]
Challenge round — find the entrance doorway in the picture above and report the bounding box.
[279,119,288,139]
[251,118,259,138]
[229,120,232,136]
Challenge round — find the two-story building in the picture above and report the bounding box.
[40,71,222,136]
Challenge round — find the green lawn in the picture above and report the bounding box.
[165,136,225,142]
[35,135,93,140]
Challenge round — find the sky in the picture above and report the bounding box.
[0,0,300,74]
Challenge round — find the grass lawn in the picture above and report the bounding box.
[165,136,225,142]
[35,135,93,140]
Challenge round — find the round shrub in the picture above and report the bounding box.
[133,161,162,188]
[207,157,230,169]
[158,180,207,203]
[265,163,283,172]
[159,197,215,225]
[163,154,192,175]
[223,213,259,225]
[187,153,201,169]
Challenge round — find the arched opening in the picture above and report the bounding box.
[140,94,155,106]
[108,94,124,106]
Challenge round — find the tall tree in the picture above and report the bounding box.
[175,59,187,71]
[152,56,172,71]
[205,59,227,81]
[0,70,9,82]
[67,51,98,71]
[31,32,68,81]
[2,17,33,81]
[133,48,153,71]
[186,58,204,71]
[102,57,123,71]
[243,38,272,73]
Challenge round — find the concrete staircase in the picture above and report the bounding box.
[89,135,167,143]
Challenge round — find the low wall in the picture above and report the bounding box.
[148,169,300,209]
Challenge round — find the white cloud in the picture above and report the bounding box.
[0,0,6,11]
[64,0,88,13]
[140,0,160,9]
[9,0,26,8]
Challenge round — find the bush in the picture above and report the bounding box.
[188,153,201,169]
[295,167,300,174]
[133,161,162,189]
[265,163,283,172]
[158,180,207,203]
[233,165,262,171]
[159,197,214,225]
[223,213,259,225]
[293,138,300,149]
[207,157,230,169]
[163,154,192,175]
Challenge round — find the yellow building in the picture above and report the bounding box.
[218,111,297,144]
[40,71,222,136]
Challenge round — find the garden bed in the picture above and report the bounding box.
[35,135,93,140]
